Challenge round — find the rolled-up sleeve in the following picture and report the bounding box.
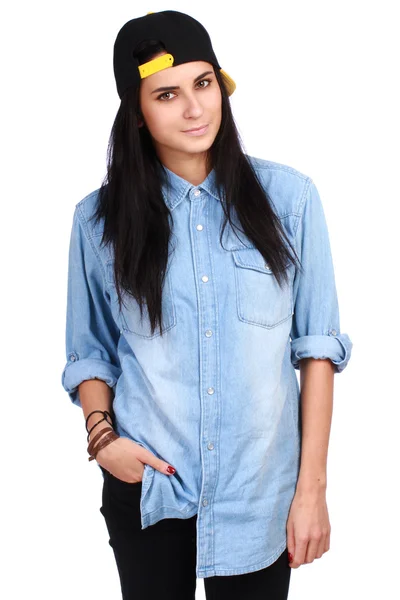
[290,178,353,373]
[61,205,122,407]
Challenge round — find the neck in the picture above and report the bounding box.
[157,149,210,186]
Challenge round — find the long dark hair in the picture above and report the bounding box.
[90,39,303,337]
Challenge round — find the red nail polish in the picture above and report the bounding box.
[288,552,293,563]
[167,466,176,474]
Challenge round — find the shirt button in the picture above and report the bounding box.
[201,275,209,282]
[69,353,76,361]
[265,263,270,269]
[205,330,213,337]
[331,329,337,336]
[207,442,214,450]
[193,189,201,196]
[202,498,208,506]
[196,224,203,230]
[207,387,215,395]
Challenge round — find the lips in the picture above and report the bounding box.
[183,124,208,132]
[182,124,209,136]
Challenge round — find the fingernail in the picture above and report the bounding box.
[288,552,293,563]
[167,466,176,474]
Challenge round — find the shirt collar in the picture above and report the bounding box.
[160,164,221,210]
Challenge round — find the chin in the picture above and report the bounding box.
[184,132,218,150]
[184,141,214,154]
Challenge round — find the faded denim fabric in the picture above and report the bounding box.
[61,155,353,578]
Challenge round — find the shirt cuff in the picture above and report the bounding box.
[290,331,353,373]
[62,357,122,407]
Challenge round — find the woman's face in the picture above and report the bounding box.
[139,53,222,162]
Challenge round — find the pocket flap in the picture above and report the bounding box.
[232,249,273,274]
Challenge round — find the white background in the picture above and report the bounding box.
[2,1,398,598]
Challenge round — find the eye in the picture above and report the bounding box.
[157,91,177,101]
[197,78,212,89]
[156,79,212,101]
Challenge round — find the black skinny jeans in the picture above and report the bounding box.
[99,467,292,600]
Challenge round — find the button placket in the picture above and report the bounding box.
[190,192,218,573]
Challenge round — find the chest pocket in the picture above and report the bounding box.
[231,248,294,329]
[106,261,177,339]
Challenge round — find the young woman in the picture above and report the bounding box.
[61,10,353,600]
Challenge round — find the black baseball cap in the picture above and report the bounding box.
[113,10,236,99]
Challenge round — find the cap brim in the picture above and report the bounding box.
[220,69,236,96]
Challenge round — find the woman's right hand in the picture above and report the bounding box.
[95,435,176,483]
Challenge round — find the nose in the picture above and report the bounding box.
[182,92,204,120]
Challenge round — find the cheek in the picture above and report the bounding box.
[144,108,174,139]
[205,89,222,116]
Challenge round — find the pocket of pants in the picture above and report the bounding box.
[232,248,293,329]
[108,471,143,487]
[100,466,143,534]
[99,463,143,489]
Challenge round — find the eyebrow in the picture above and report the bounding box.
[151,70,214,94]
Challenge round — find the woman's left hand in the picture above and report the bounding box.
[286,487,331,568]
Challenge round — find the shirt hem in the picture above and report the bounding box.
[141,502,199,529]
[196,539,287,578]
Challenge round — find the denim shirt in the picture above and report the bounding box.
[61,155,353,578]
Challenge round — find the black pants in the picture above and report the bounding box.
[99,467,292,600]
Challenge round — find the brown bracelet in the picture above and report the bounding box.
[87,427,115,459]
[87,413,114,443]
[87,426,114,456]
[89,431,119,462]
[88,430,120,462]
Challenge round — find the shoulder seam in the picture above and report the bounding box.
[75,188,100,211]
[248,155,310,181]
[293,177,313,239]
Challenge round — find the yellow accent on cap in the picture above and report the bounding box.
[146,11,154,14]
[138,53,174,78]
[136,43,236,95]
[220,69,236,96]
